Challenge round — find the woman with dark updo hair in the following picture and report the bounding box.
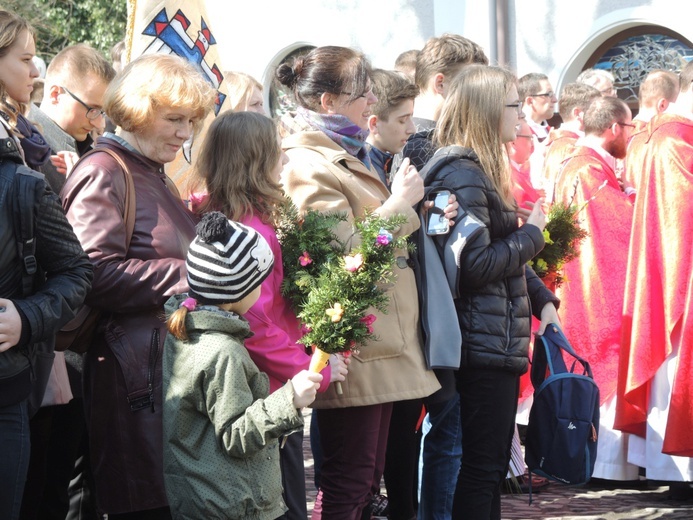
[276,45,446,520]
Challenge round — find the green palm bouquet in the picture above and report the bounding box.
[276,200,409,388]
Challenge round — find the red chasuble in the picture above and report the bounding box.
[554,146,633,406]
[624,128,648,189]
[510,161,542,210]
[542,128,579,196]
[615,113,693,456]
[510,161,543,404]
[631,119,648,133]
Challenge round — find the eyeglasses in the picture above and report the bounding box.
[61,87,106,120]
[505,102,524,114]
[515,134,534,139]
[616,121,636,129]
[532,92,555,98]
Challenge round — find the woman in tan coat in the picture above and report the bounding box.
[276,45,442,520]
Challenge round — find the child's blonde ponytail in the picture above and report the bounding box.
[166,297,197,341]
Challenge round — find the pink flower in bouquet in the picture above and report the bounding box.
[325,302,344,323]
[300,323,312,336]
[359,314,377,334]
[299,251,313,266]
[344,253,364,272]
[376,231,392,246]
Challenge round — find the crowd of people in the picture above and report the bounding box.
[0,7,691,520]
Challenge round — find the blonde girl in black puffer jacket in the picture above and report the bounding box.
[431,65,560,520]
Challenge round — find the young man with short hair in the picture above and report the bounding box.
[399,33,489,520]
[367,69,418,188]
[518,72,558,143]
[401,33,489,171]
[29,43,115,193]
[365,68,419,519]
[22,42,114,520]
[541,82,601,198]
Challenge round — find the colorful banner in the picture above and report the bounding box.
[125,0,229,193]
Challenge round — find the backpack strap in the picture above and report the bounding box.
[544,323,594,378]
[532,323,594,389]
[531,324,568,388]
[11,166,44,297]
[4,116,38,290]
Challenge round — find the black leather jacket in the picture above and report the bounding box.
[425,146,559,374]
[0,134,92,408]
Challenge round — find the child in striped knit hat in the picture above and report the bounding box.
[161,211,322,520]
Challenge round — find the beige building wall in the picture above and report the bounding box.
[511,0,692,93]
[206,0,690,104]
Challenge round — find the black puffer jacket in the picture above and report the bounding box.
[424,146,559,374]
[0,131,92,408]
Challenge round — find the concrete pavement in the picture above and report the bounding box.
[300,410,693,519]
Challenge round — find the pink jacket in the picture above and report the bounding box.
[241,214,332,393]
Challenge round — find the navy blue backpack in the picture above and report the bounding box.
[525,323,600,493]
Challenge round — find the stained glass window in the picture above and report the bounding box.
[586,29,693,103]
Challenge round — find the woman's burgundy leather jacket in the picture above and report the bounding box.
[61,136,197,514]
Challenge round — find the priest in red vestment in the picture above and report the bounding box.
[542,83,601,201]
[623,70,679,189]
[507,120,545,406]
[508,119,544,211]
[554,96,639,480]
[519,73,556,192]
[615,108,693,460]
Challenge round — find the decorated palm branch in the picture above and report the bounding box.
[276,200,409,389]
[528,180,606,289]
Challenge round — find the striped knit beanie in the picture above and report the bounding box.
[186,211,274,304]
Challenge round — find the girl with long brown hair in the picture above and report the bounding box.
[191,110,348,519]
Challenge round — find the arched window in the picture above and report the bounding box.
[268,45,316,118]
[583,27,693,104]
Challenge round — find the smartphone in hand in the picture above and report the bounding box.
[426,190,451,235]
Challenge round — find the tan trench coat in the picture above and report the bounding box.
[281,129,440,409]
